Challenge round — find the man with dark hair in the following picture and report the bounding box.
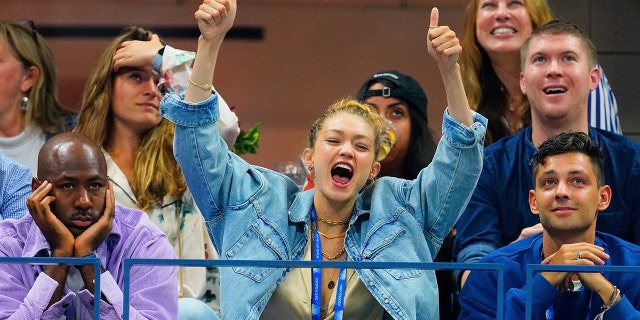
[459,132,640,319]
[454,19,640,289]
[0,132,177,319]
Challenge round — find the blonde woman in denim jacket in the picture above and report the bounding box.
[162,2,486,319]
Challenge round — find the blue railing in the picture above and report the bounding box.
[0,256,101,318]
[524,264,639,320]
[3,257,634,319]
[122,259,506,320]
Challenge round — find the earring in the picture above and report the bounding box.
[20,96,29,112]
[367,176,376,185]
[307,164,313,172]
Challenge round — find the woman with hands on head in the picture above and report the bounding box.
[161,2,486,319]
[73,16,229,320]
[111,27,240,147]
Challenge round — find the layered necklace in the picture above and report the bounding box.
[316,215,350,225]
[310,206,347,320]
[311,223,346,260]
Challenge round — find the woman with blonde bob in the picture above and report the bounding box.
[74,26,238,319]
[0,21,74,174]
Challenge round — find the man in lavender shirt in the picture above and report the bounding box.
[0,132,177,319]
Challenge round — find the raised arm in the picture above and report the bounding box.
[426,7,473,127]
[159,0,240,243]
[112,13,240,147]
[186,0,236,104]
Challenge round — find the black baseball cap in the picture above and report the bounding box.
[356,70,428,121]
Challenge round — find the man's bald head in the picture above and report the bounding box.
[34,132,110,237]
[37,132,107,181]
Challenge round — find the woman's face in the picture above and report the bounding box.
[305,112,380,204]
[475,0,533,57]
[364,83,411,167]
[111,65,162,136]
[0,37,32,116]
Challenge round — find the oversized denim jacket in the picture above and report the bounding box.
[160,93,487,320]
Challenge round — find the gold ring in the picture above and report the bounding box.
[429,25,438,29]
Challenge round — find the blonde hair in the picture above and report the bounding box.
[308,98,384,161]
[521,19,597,70]
[0,21,73,134]
[74,26,184,211]
[459,0,553,143]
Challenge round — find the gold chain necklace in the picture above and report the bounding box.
[317,229,346,239]
[312,226,347,260]
[311,224,346,239]
[316,215,350,225]
[322,246,346,260]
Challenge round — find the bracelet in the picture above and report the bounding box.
[152,46,165,75]
[82,250,99,259]
[188,78,213,92]
[74,250,99,268]
[600,285,621,311]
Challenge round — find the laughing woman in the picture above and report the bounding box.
[161,1,486,319]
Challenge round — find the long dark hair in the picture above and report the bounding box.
[359,77,437,180]
[403,101,436,179]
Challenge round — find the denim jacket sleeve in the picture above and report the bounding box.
[414,109,487,253]
[453,153,502,265]
[160,93,232,222]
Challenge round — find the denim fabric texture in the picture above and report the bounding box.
[161,93,487,320]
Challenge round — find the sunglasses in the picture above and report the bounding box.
[12,20,38,42]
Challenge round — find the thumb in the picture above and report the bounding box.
[541,252,555,264]
[430,7,439,28]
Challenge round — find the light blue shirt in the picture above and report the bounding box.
[160,93,487,320]
[0,153,31,220]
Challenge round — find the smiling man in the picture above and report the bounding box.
[454,20,640,288]
[458,132,640,319]
[0,132,177,319]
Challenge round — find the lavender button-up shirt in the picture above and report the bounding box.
[0,205,178,319]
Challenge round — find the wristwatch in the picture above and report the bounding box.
[152,46,165,75]
[82,251,99,259]
[75,250,99,268]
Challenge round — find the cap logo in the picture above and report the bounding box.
[373,72,400,80]
[382,87,391,97]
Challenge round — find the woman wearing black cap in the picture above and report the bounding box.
[357,70,458,319]
[356,70,437,180]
